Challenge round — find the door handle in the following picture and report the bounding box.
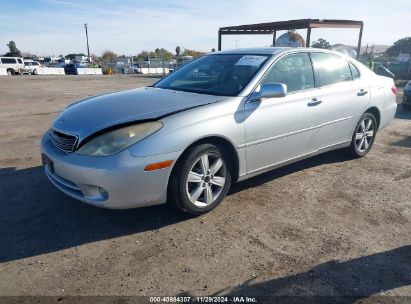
[357,89,369,96]
[307,98,322,106]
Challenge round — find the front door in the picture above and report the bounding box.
[244,52,322,174]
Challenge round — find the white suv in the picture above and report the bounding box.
[0,57,25,75]
[24,60,42,75]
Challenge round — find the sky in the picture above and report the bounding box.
[0,0,409,57]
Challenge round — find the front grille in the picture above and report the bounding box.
[50,129,78,153]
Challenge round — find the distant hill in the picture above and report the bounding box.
[332,44,390,54]
[360,45,390,54]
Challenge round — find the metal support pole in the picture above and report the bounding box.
[356,24,364,60]
[218,30,222,51]
[306,27,311,47]
[84,23,90,64]
[272,31,277,46]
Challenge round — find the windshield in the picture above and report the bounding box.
[154,54,270,96]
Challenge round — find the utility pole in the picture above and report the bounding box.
[84,23,90,65]
[235,39,239,48]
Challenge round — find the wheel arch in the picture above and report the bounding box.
[365,106,381,130]
[171,135,240,184]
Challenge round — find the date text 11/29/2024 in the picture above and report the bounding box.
[149,296,257,303]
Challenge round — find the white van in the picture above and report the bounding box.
[0,57,25,75]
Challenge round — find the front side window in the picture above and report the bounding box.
[260,53,314,93]
[310,53,352,86]
[155,54,269,96]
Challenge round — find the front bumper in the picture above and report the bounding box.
[41,133,181,209]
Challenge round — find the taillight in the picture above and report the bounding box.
[391,85,397,95]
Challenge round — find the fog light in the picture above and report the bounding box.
[99,187,109,199]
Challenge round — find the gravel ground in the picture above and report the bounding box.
[0,75,410,301]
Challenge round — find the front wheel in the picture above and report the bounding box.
[348,112,377,158]
[168,144,232,215]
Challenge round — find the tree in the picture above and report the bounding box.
[311,38,331,49]
[101,50,118,62]
[136,48,174,61]
[5,41,22,57]
[182,48,205,58]
[175,46,181,56]
[91,54,99,62]
[158,48,173,61]
[386,37,411,57]
[136,51,150,61]
[211,48,216,52]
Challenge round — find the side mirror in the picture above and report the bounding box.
[248,83,287,102]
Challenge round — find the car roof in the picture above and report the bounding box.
[210,47,355,59]
[211,47,290,55]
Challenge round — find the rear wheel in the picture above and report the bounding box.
[168,144,232,215]
[348,112,377,158]
[32,69,38,75]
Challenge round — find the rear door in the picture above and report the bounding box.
[309,52,371,150]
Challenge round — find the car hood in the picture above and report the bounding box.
[52,87,224,141]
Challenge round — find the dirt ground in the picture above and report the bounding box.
[0,75,410,301]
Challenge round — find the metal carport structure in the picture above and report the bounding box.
[218,19,364,59]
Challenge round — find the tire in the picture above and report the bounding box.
[7,69,15,76]
[168,143,232,215]
[347,112,377,158]
[32,69,38,75]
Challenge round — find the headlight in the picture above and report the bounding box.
[76,121,163,156]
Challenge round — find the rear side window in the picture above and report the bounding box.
[260,52,314,93]
[310,53,352,86]
[1,58,17,64]
[349,62,360,80]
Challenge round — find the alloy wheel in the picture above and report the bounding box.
[185,153,227,208]
[355,117,375,153]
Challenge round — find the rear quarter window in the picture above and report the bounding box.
[1,58,17,64]
[310,53,352,87]
[349,62,360,80]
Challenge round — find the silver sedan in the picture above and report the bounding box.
[41,47,397,215]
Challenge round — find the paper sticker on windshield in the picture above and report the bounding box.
[235,55,266,66]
